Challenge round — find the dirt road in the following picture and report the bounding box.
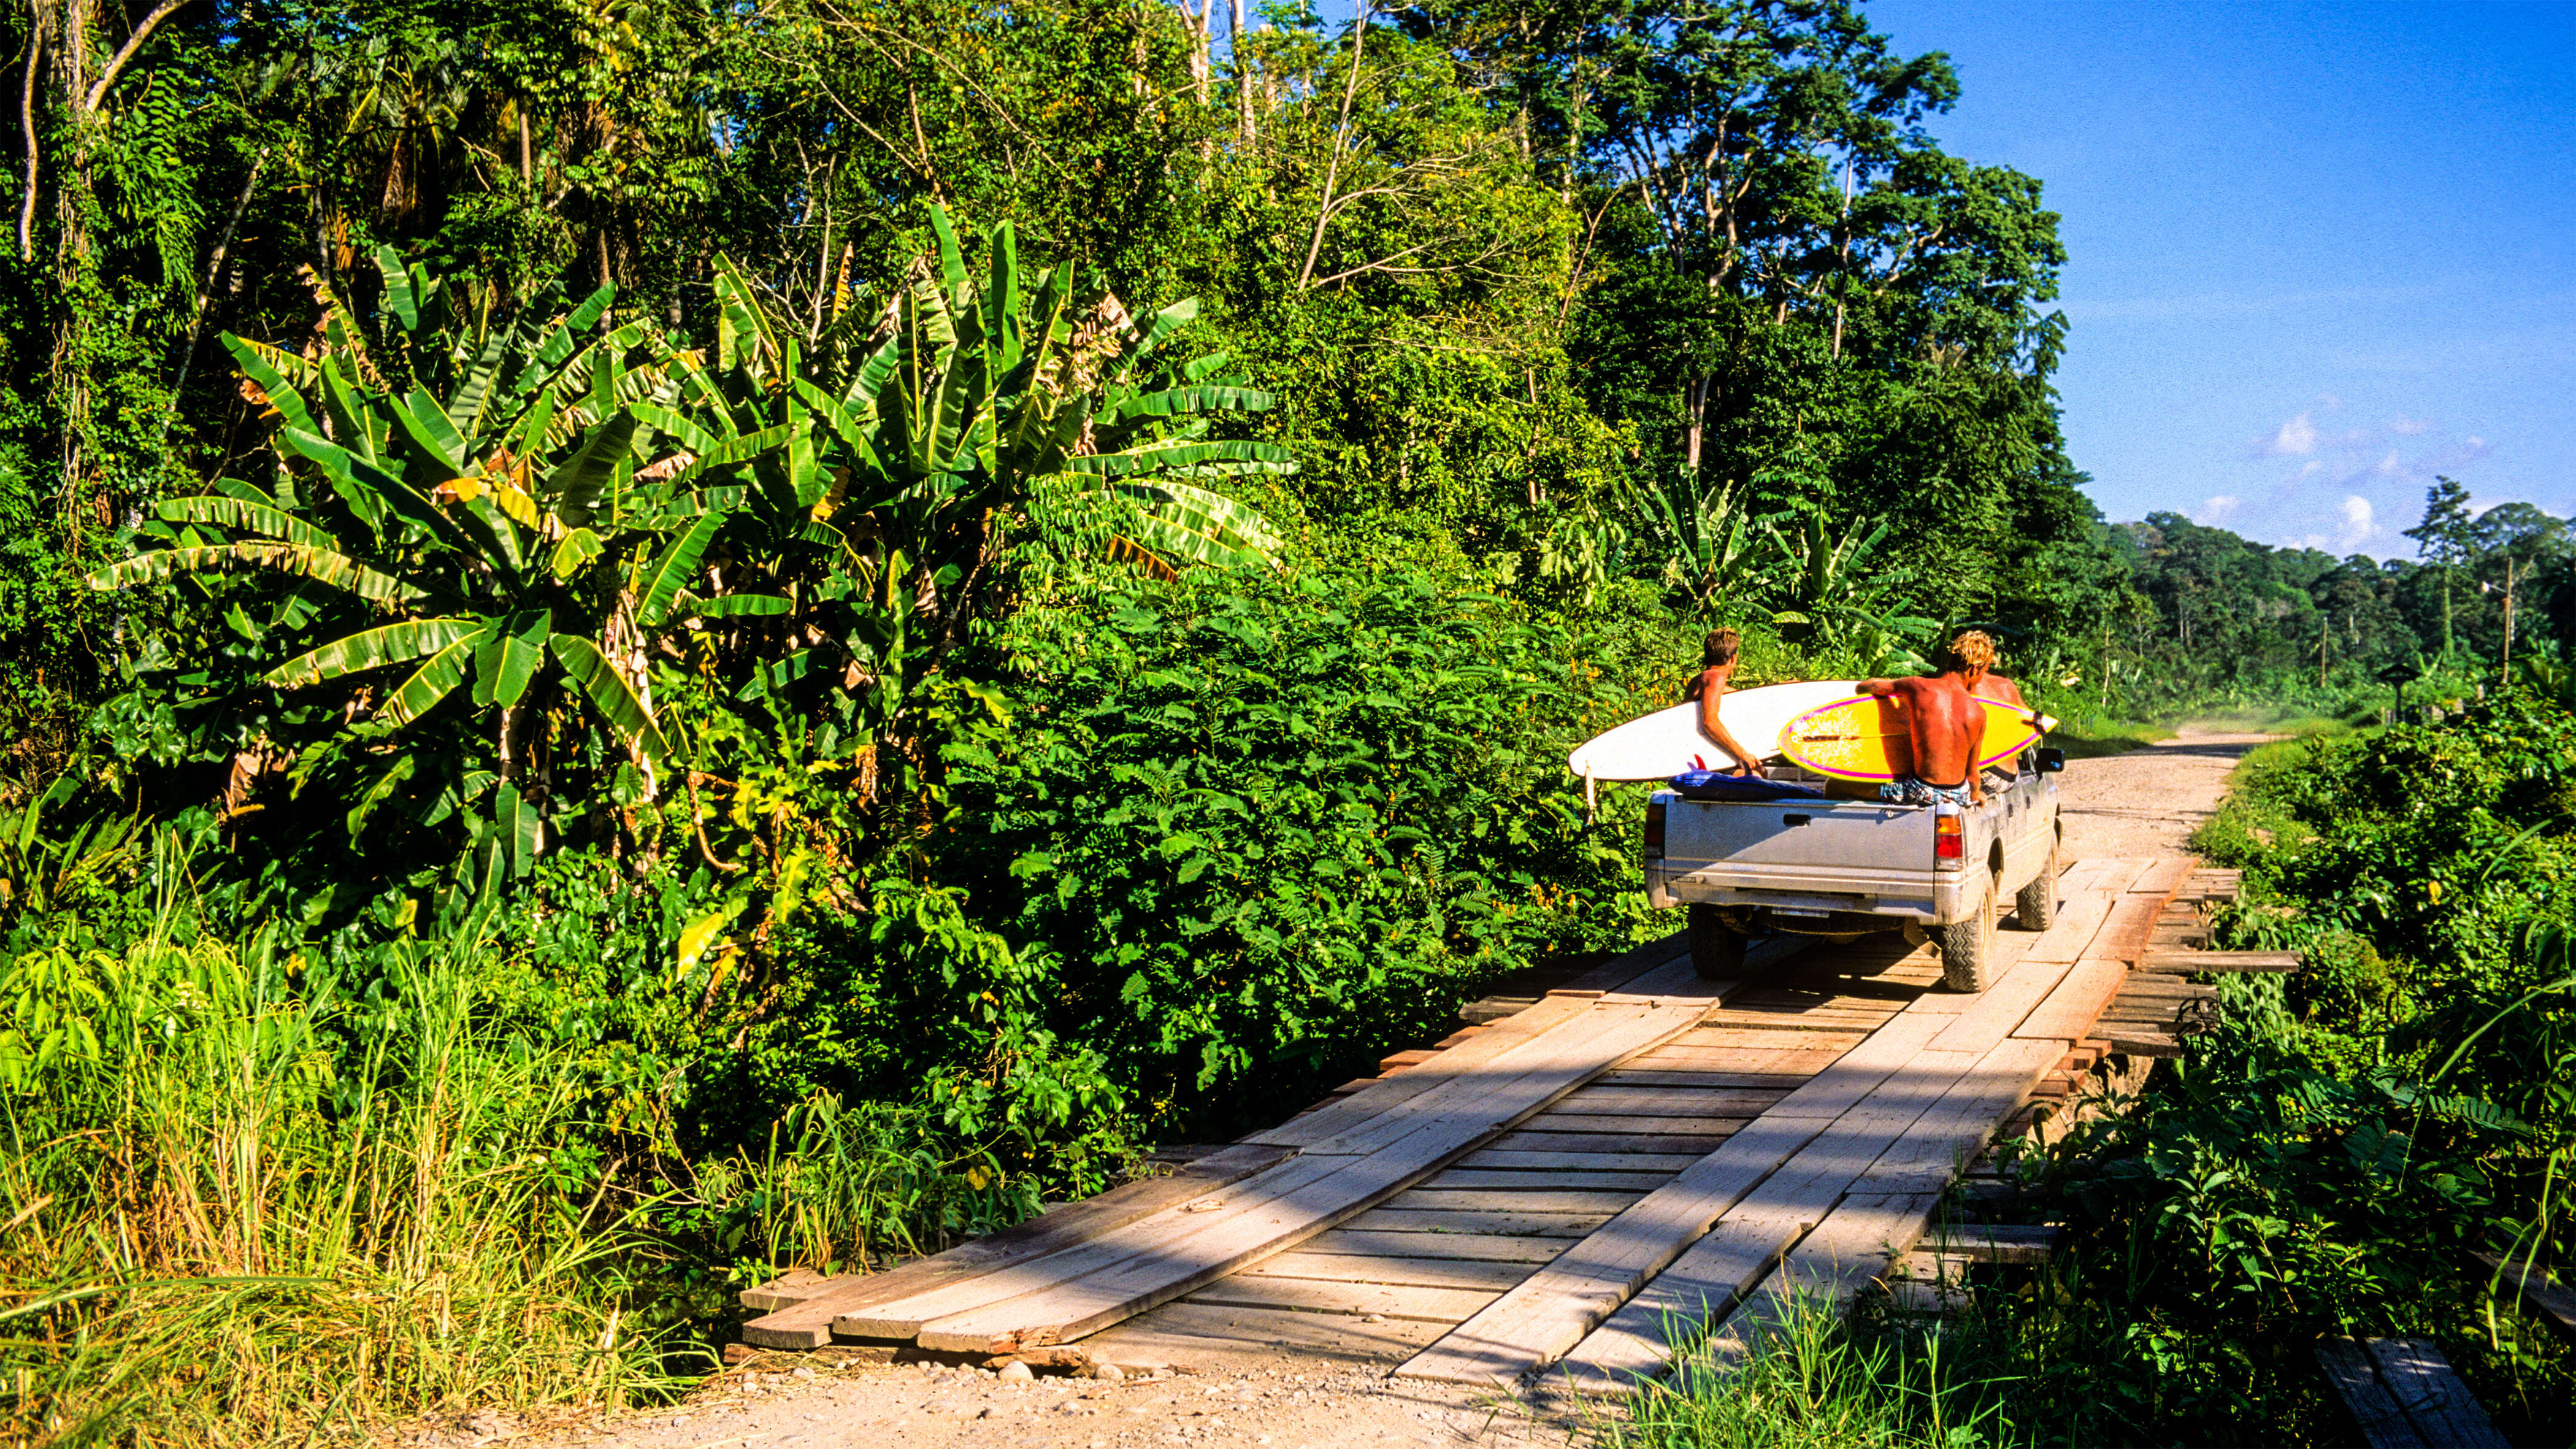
[508,729,2273,1449]
[2054,726,2278,861]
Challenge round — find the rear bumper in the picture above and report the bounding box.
[1648,859,1971,925]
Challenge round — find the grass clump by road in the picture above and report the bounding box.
[0,887,676,1443]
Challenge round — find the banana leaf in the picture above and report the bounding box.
[88,543,423,607]
[553,634,670,769]
[153,494,341,552]
[267,617,483,688]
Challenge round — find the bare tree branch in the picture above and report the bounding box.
[1296,4,1370,291]
[15,11,40,260]
[80,0,197,117]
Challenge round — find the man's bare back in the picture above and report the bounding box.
[1860,672,1984,801]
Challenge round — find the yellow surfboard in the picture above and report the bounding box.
[1778,695,2049,782]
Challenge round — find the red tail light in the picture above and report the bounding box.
[1933,812,1963,869]
[1644,800,1666,856]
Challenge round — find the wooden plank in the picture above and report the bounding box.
[2315,1339,2428,1449]
[1518,1113,1763,1137]
[1909,1222,2058,1264]
[2364,1338,2513,1449]
[2475,1252,2576,1346]
[1665,1027,1869,1053]
[2086,894,2166,963]
[1300,993,1711,1157]
[1348,1207,1617,1238]
[1768,1010,1953,1119]
[2097,857,2156,893]
[1482,1131,1743,1156]
[2127,856,2194,896]
[1303,1228,1567,1264]
[737,1141,1292,1349]
[1245,993,1598,1149]
[2014,959,2131,1043]
[1557,1088,1965,1388]
[1078,1301,1451,1370]
[1546,1215,1806,1393]
[1240,1251,1537,1293]
[2020,886,2118,964]
[1720,988,1915,1014]
[1393,1188,1644,1215]
[740,1266,831,1312]
[1860,1037,2064,1191]
[1397,1117,1822,1387]
[1457,1149,1707,1174]
[1761,1189,1940,1304]
[1925,956,2076,1053]
[1622,1046,1857,1078]
[1597,1069,1816,1090]
[2101,1032,2183,1058]
[2137,950,2302,973]
[1659,1191,1941,1394]
[2052,857,2121,896]
[867,997,1696,1348]
[1696,1008,1898,1032]
[1553,1086,1789,1116]
[1186,1274,1501,1324]
[1424,1167,1677,1192]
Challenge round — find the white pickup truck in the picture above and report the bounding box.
[1641,748,2067,991]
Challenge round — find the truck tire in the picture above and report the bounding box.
[1937,874,1998,993]
[1687,904,1747,979]
[2014,834,2060,931]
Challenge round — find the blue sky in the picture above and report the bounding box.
[1863,0,2575,557]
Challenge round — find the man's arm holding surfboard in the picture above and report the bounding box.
[1689,669,1765,776]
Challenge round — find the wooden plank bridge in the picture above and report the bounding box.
[739,855,2266,1395]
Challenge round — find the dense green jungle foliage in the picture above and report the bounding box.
[3,0,2569,1439]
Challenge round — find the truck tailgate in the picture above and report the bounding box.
[1667,798,1928,869]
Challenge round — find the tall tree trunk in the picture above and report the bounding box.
[1231,0,1252,139]
[1683,377,1708,473]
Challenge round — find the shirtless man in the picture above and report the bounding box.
[1682,628,1766,776]
[1958,630,2026,710]
[1855,639,1991,807]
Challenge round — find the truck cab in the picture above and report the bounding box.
[1642,751,2066,991]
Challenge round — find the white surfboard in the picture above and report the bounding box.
[1567,680,1860,782]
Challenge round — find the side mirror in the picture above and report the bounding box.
[2036,748,2066,774]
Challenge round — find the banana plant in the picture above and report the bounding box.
[1757,506,1938,655]
[653,207,1292,761]
[89,247,752,877]
[1623,470,1782,623]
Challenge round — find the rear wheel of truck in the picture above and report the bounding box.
[2014,833,2060,931]
[1687,905,1747,979]
[1937,874,1998,992]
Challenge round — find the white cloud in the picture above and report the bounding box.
[2374,451,2402,476]
[2389,415,2433,435]
[2260,412,2318,456]
[2196,494,2241,525]
[2339,494,2377,549]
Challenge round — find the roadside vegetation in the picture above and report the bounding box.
[1625,679,2576,1447]
[4,0,2573,1442]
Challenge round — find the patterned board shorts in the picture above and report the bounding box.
[1880,776,1974,807]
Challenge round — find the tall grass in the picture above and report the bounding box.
[1594,1293,2037,1449]
[0,843,678,1445]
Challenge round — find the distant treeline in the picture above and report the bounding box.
[2080,480,2562,714]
